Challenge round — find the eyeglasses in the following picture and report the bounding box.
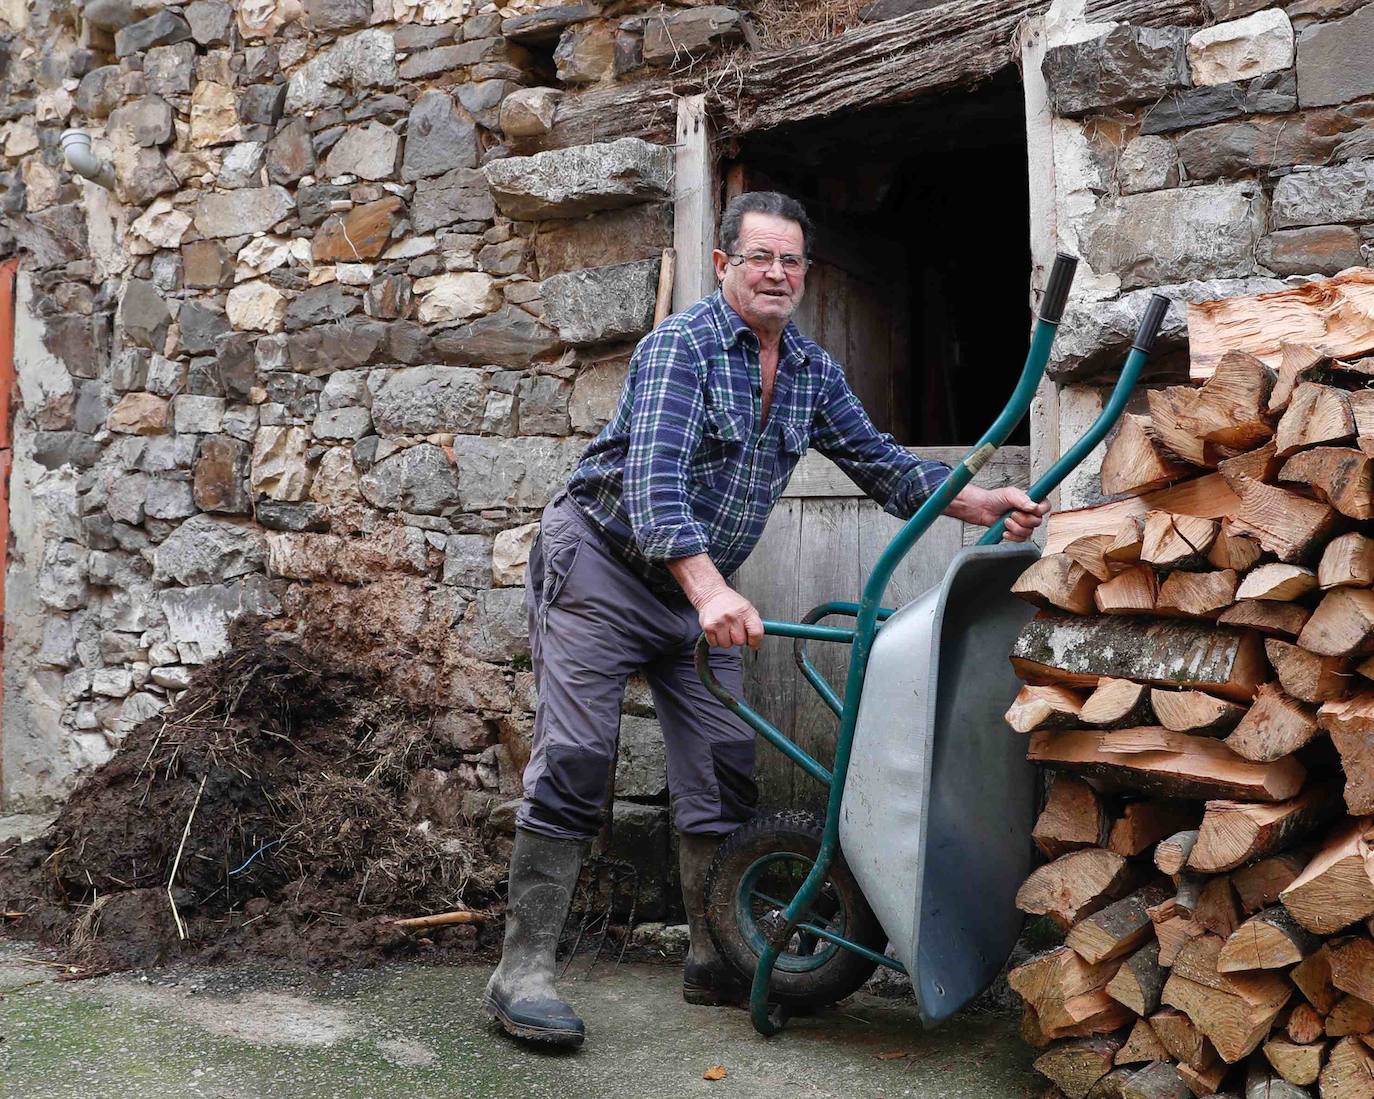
[726,250,810,275]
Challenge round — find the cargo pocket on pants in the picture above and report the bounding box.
[539,528,583,627]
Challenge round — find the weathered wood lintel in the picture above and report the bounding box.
[517,0,1205,152]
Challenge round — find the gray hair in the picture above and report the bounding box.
[718,191,812,256]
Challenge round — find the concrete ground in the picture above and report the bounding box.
[0,940,1039,1099]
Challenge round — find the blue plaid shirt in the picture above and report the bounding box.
[567,290,952,591]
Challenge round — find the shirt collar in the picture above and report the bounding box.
[709,289,811,366]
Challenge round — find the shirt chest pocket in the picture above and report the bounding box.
[692,405,750,486]
[771,417,810,494]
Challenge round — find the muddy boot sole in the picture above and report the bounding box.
[483,991,586,1049]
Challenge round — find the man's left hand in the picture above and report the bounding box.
[946,485,1050,543]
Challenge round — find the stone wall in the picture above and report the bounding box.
[0,0,748,909]
[1029,0,1374,508]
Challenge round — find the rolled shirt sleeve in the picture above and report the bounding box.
[811,367,952,519]
[622,326,713,562]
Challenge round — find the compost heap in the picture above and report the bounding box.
[0,620,505,973]
[1003,270,1374,1098]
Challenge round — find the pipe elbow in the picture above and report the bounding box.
[60,129,116,191]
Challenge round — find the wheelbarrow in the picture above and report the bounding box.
[694,254,1172,1036]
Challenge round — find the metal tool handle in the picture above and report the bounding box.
[978,292,1172,546]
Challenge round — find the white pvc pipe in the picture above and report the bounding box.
[60,129,116,191]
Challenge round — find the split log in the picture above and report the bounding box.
[1009,684,1088,733]
[1034,774,1111,859]
[1229,476,1340,564]
[1151,690,1246,735]
[1209,522,1265,573]
[1319,1036,1374,1099]
[1232,849,1314,915]
[1023,1004,1052,1048]
[1045,475,1241,554]
[1082,679,1156,728]
[1150,1006,1210,1066]
[1068,533,1124,582]
[1319,533,1374,590]
[1235,564,1318,603]
[1034,1036,1127,1099]
[1286,1003,1328,1046]
[1179,1057,1227,1097]
[1120,1059,1192,1099]
[1317,694,1374,814]
[1087,1067,1137,1099]
[1264,639,1354,703]
[1297,588,1374,658]
[1103,414,1190,496]
[1148,351,1274,467]
[1351,389,1374,459]
[1219,440,1284,490]
[1104,414,1192,494]
[1009,946,1132,1039]
[1109,800,1200,857]
[1068,884,1173,965]
[1028,729,1305,802]
[1163,936,1293,1062]
[1108,942,1167,1017]
[1327,936,1374,1006]
[1327,995,1374,1038]
[1280,817,1374,935]
[1217,907,1321,972]
[1016,848,1139,930]
[1116,1017,1170,1064]
[1189,783,1341,874]
[1156,830,1201,875]
[1156,569,1238,619]
[1262,1036,1323,1087]
[1154,910,1207,968]
[1142,512,1220,570]
[1275,383,1355,458]
[1291,944,1342,1014]
[1223,683,1319,763]
[1095,566,1160,616]
[1279,447,1374,520]
[1015,554,1102,614]
[1186,270,1374,382]
[1269,342,1327,414]
[1106,517,1147,566]
[1012,617,1267,702]
[1195,876,1243,939]
[1245,1062,1315,1099]
[1217,601,1311,639]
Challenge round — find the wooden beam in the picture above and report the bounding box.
[672,94,715,315]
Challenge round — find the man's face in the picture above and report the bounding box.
[713,212,807,333]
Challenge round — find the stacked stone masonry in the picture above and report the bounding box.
[0,0,744,907]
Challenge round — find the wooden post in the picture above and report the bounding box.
[672,94,716,315]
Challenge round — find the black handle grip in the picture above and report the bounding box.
[1131,294,1171,355]
[1038,253,1078,324]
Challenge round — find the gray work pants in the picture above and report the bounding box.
[517,493,759,841]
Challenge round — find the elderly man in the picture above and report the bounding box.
[484,192,1048,1048]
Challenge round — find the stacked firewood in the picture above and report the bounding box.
[1004,272,1374,1099]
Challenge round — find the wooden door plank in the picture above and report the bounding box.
[671,94,716,315]
[791,497,861,810]
[735,497,803,808]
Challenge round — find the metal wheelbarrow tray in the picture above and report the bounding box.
[840,540,1040,1025]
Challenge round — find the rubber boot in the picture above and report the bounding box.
[678,832,748,1007]
[483,829,587,1048]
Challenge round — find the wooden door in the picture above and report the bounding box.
[734,445,1030,810]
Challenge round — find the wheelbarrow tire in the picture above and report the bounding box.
[702,809,887,1009]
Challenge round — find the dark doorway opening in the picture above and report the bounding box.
[725,66,1033,446]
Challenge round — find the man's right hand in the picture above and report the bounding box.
[696,587,766,650]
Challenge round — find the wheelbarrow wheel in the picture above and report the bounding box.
[703,809,887,1009]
